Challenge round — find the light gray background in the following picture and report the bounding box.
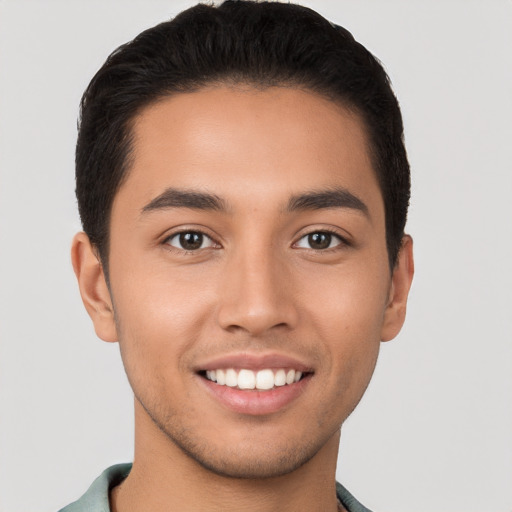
[1,1,511,511]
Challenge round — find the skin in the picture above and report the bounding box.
[72,86,414,512]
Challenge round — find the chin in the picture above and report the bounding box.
[170,435,324,480]
[141,397,336,480]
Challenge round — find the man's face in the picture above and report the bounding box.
[93,86,409,478]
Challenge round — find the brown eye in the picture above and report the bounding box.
[166,231,214,251]
[308,232,331,250]
[296,231,342,250]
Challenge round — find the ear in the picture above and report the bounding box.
[71,232,118,342]
[380,235,414,342]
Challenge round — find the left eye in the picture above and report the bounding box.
[165,231,215,251]
[295,232,343,250]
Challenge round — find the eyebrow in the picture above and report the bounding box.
[141,188,227,213]
[141,186,368,217]
[287,187,369,216]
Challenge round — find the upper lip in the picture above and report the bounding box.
[194,352,314,373]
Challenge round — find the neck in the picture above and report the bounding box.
[111,402,342,512]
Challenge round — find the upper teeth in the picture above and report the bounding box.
[205,368,303,390]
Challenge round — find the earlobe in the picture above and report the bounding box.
[71,232,118,342]
[380,235,414,342]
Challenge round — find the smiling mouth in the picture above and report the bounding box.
[200,368,309,391]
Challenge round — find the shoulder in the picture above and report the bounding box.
[58,463,132,512]
[336,482,374,512]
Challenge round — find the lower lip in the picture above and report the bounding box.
[200,375,311,415]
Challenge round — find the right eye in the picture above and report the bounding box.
[165,231,216,251]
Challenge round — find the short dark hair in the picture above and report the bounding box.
[76,0,410,270]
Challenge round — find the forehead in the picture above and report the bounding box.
[118,85,382,214]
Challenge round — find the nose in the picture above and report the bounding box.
[216,246,299,336]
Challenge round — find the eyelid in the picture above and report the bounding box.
[293,227,351,250]
[162,226,222,251]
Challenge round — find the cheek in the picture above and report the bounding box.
[111,279,204,412]
[309,262,389,339]
[109,264,210,369]
[306,263,389,385]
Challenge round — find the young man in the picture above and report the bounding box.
[64,1,414,511]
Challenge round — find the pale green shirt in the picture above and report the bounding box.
[58,463,373,512]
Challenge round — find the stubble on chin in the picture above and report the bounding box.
[134,391,340,480]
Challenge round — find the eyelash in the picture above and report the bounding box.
[294,228,350,252]
[162,228,350,253]
[163,229,219,253]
